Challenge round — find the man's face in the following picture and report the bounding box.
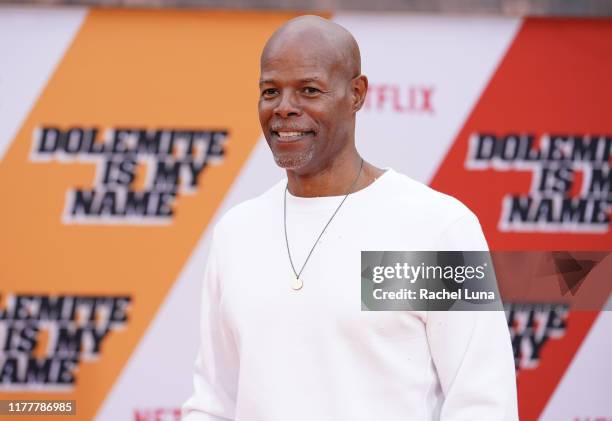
[258,41,355,173]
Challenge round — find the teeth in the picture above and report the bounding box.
[277,131,304,137]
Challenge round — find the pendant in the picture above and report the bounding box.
[291,277,303,291]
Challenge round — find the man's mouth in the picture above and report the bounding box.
[272,130,315,142]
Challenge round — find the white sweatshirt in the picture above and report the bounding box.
[183,169,518,421]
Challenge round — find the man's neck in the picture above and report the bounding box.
[286,152,385,198]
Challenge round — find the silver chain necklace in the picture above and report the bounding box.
[284,158,364,291]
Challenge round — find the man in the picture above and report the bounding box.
[183,15,518,421]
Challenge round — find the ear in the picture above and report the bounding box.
[351,74,369,113]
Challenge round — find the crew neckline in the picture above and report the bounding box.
[284,167,393,212]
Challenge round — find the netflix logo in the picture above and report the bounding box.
[363,83,435,114]
[134,407,181,421]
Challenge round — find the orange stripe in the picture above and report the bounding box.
[0,9,316,420]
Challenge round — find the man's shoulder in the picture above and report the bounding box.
[214,178,285,235]
[384,169,476,222]
[383,170,486,249]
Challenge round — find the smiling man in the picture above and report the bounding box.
[183,15,518,421]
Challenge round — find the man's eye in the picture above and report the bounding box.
[262,88,278,97]
[303,87,321,95]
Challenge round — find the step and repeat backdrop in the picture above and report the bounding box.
[0,6,610,421]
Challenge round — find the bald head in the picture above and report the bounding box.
[261,15,361,80]
[258,15,369,176]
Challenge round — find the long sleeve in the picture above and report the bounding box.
[183,233,239,421]
[428,213,519,421]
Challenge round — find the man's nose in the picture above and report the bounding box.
[273,91,301,118]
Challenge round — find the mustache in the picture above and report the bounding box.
[269,123,314,132]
